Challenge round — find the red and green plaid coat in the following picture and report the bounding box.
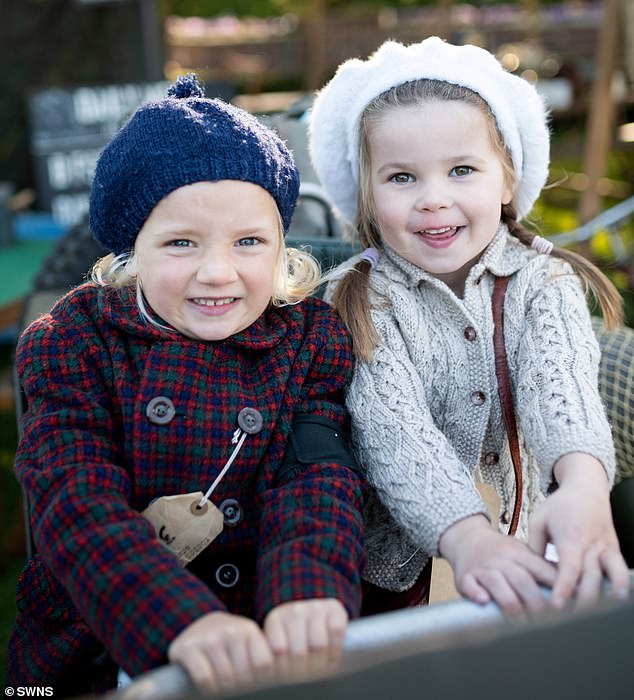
[8,283,365,696]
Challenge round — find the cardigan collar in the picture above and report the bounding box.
[374,224,535,293]
[98,285,290,350]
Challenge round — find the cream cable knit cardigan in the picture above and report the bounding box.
[337,226,616,591]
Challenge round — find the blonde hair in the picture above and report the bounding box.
[331,79,623,361]
[91,213,321,332]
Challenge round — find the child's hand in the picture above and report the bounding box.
[167,611,274,691]
[263,598,348,681]
[439,514,557,619]
[529,453,630,610]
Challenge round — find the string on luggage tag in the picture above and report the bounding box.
[197,429,247,508]
[197,407,264,509]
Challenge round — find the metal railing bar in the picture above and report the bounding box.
[551,194,634,247]
[110,570,634,700]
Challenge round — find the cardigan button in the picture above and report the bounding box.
[500,510,511,525]
[215,563,240,588]
[470,391,486,406]
[146,396,175,425]
[219,499,242,527]
[484,452,499,466]
[464,326,477,341]
[237,407,263,434]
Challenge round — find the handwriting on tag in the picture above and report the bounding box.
[141,491,224,567]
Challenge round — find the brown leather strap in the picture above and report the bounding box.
[492,276,522,536]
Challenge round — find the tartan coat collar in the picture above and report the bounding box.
[96,284,290,350]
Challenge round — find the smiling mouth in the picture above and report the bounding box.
[418,226,460,236]
[191,297,237,307]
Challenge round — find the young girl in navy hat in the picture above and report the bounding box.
[309,38,629,617]
[9,75,365,695]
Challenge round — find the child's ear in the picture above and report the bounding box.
[502,179,514,207]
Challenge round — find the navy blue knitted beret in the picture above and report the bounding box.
[89,74,300,255]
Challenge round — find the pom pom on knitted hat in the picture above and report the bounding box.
[90,74,299,255]
[166,73,205,99]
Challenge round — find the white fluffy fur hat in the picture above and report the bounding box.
[308,37,550,226]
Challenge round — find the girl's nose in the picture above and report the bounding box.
[414,180,451,212]
[196,249,239,284]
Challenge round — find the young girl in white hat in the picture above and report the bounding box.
[309,37,629,617]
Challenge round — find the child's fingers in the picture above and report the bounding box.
[523,550,558,588]
[207,646,238,689]
[306,610,329,651]
[304,602,346,668]
[473,569,527,620]
[277,612,311,681]
[278,610,309,657]
[264,612,289,655]
[550,543,583,608]
[247,633,276,682]
[573,544,603,609]
[229,633,274,687]
[325,603,347,662]
[180,646,234,692]
[303,601,347,649]
[263,607,293,680]
[459,552,554,619]
[169,612,273,691]
[302,616,330,677]
[226,639,254,685]
[173,649,217,691]
[264,599,348,682]
[505,565,550,615]
[457,572,492,606]
[551,541,628,609]
[600,548,630,601]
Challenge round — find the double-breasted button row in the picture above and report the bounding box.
[215,563,240,588]
[146,401,265,435]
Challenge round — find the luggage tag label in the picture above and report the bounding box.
[141,490,224,567]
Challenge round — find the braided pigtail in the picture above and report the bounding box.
[330,262,378,362]
[330,208,383,362]
[502,204,623,329]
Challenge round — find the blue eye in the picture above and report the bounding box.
[237,237,260,247]
[390,173,414,184]
[451,166,473,177]
[169,239,192,247]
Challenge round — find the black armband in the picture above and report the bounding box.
[278,413,362,482]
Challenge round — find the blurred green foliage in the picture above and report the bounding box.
[162,0,567,18]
